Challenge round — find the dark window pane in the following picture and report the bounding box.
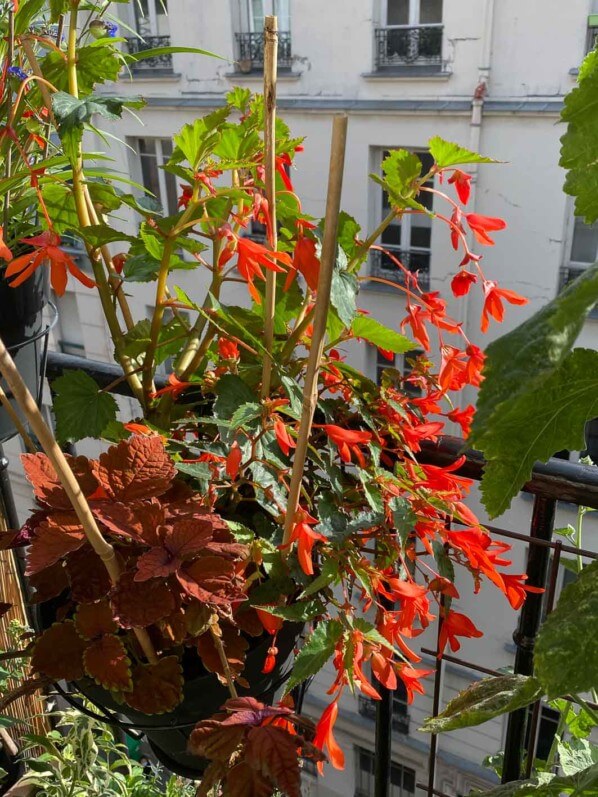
[387,0,409,25]
[402,768,416,793]
[420,0,443,24]
[382,224,402,246]
[410,225,431,248]
[571,217,598,263]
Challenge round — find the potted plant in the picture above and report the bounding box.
[0,2,536,794]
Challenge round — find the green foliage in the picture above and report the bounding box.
[428,136,496,169]
[330,267,358,327]
[284,620,343,694]
[560,49,598,223]
[470,764,598,796]
[372,149,426,210]
[420,675,543,734]
[471,264,598,516]
[474,348,598,517]
[534,561,598,699]
[42,44,123,96]
[52,370,118,444]
[352,316,414,354]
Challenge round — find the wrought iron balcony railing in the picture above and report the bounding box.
[234,31,292,73]
[369,246,430,291]
[125,36,173,73]
[587,25,598,53]
[375,25,443,71]
[358,695,410,735]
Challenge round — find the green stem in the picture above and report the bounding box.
[572,694,598,725]
[143,236,175,396]
[575,505,585,573]
[347,209,398,274]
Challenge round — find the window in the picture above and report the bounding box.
[559,214,598,315]
[525,705,559,762]
[358,671,411,733]
[376,0,443,70]
[587,13,598,53]
[355,747,416,797]
[371,150,433,289]
[235,0,292,72]
[375,349,424,397]
[55,294,85,357]
[135,138,178,216]
[126,0,172,72]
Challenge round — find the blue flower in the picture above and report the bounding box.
[7,66,28,81]
[105,21,119,37]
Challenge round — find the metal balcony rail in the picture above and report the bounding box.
[125,36,173,72]
[587,25,598,54]
[3,353,598,797]
[369,246,431,291]
[234,31,292,73]
[375,25,443,70]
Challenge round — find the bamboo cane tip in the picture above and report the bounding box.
[264,15,278,33]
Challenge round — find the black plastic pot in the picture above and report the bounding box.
[34,598,302,778]
[0,268,51,444]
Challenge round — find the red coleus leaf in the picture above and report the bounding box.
[28,561,69,604]
[65,546,112,604]
[92,501,164,545]
[25,513,86,576]
[111,571,176,629]
[83,634,134,692]
[74,599,117,640]
[177,556,238,605]
[245,725,301,797]
[226,762,273,797]
[22,453,97,509]
[31,621,86,680]
[124,656,184,714]
[235,606,265,637]
[188,720,246,762]
[92,436,176,501]
[197,625,249,681]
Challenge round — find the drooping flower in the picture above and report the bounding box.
[401,304,431,351]
[285,234,320,291]
[451,269,477,297]
[286,508,326,576]
[322,424,373,468]
[446,405,476,438]
[397,665,434,703]
[235,236,292,303]
[465,213,507,246]
[218,338,240,361]
[501,573,544,610]
[6,231,96,296]
[225,441,243,480]
[150,373,193,400]
[438,610,483,655]
[0,227,12,262]
[313,699,345,774]
[274,417,296,457]
[448,169,472,205]
[481,281,528,333]
[177,185,193,209]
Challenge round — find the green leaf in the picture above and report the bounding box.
[330,269,358,327]
[49,0,69,20]
[40,183,78,233]
[126,45,223,64]
[0,715,18,730]
[431,540,456,612]
[52,371,118,444]
[230,402,262,430]
[79,225,137,249]
[420,675,543,734]
[337,211,362,260]
[284,620,343,694]
[43,45,124,96]
[171,109,229,170]
[352,316,414,354]
[475,348,598,517]
[372,149,426,210]
[560,49,598,223]
[300,558,341,598]
[535,560,598,699]
[557,739,598,776]
[214,375,256,421]
[256,600,326,623]
[428,136,496,169]
[470,764,598,796]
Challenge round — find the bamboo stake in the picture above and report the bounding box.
[0,385,36,453]
[260,15,279,399]
[0,335,158,665]
[282,115,348,547]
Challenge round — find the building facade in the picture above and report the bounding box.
[3,1,598,795]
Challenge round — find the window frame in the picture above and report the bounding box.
[355,746,416,797]
[382,0,443,28]
[246,0,290,32]
[132,137,178,217]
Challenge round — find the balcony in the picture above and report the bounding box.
[125,36,173,75]
[234,31,292,74]
[374,25,443,73]
[358,695,410,735]
[369,246,430,292]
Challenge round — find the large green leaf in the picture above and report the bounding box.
[352,316,414,354]
[428,136,496,169]
[560,49,598,223]
[420,675,543,734]
[42,44,123,95]
[476,348,598,517]
[283,620,343,694]
[330,268,358,327]
[52,371,118,444]
[535,560,598,699]
[558,739,598,776]
[371,149,425,211]
[470,764,598,796]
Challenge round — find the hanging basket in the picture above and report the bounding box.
[0,269,56,444]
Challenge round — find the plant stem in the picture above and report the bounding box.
[572,694,598,725]
[0,385,36,453]
[347,209,398,274]
[282,115,348,548]
[3,9,14,235]
[143,237,175,396]
[0,333,158,665]
[209,620,238,699]
[260,15,278,399]
[575,505,585,573]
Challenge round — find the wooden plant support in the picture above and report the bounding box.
[282,115,349,547]
[261,14,279,398]
[0,334,158,665]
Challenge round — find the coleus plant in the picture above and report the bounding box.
[0,2,537,795]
